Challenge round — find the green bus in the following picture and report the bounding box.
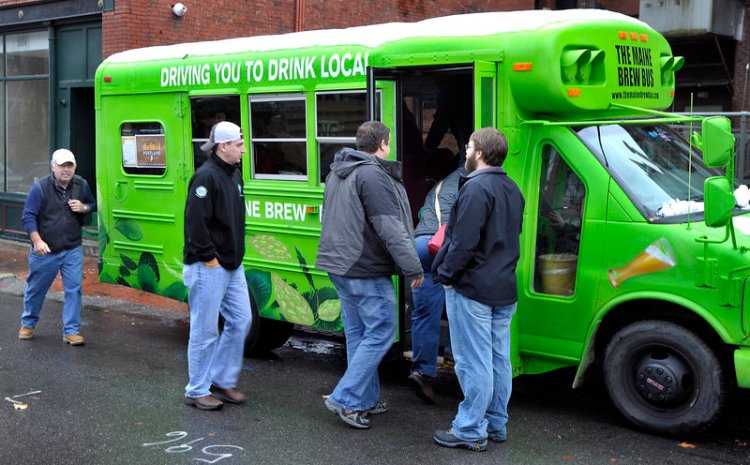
[95,9,747,434]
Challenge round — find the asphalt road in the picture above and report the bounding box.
[1,293,749,465]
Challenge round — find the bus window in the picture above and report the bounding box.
[250,94,307,181]
[120,122,166,176]
[190,95,241,171]
[534,146,584,296]
[316,91,369,184]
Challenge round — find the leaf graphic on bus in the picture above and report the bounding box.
[317,299,341,322]
[248,234,294,262]
[271,273,315,325]
[137,264,158,293]
[163,281,188,302]
[139,252,160,282]
[121,254,138,270]
[246,270,272,310]
[99,224,109,257]
[99,272,117,285]
[295,247,316,291]
[118,265,131,277]
[114,218,143,241]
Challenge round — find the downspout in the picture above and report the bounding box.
[295,0,305,32]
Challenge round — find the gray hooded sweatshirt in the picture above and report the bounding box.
[316,147,422,279]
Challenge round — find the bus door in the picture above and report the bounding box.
[517,125,608,374]
[98,92,190,296]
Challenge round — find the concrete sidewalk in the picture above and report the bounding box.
[0,238,188,317]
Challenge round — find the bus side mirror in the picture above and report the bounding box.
[699,116,734,168]
[703,176,735,228]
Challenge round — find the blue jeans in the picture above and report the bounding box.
[21,245,83,336]
[327,273,396,412]
[183,263,252,398]
[445,288,516,441]
[410,235,445,377]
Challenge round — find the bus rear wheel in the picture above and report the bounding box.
[603,320,726,435]
[243,294,294,357]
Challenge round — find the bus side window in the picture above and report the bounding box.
[190,96,241,171]
[250,94,307,181]
[533,146,585,297]
[121,122,166,176]
[316,91,373,184]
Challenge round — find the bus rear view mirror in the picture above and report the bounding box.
[699,116,734,168]
[703,176,735,228]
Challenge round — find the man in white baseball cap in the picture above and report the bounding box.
[200,121,242,153]
[18,148,96,346]
[183,121,251,410]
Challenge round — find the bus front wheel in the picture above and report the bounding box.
[603,320,726,435]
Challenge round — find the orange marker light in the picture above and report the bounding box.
[618,31,628,39]
[630,32,639,40]
[568,88,581,97]
[513,62,533,72]
[670,90,675,97]
[640,34,648,42]
[103,76,112,83]
[305,206,319,214]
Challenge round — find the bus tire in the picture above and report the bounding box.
[603,320,726,435]
[243,294,294,357]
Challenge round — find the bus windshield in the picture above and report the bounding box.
[577,123,726,220]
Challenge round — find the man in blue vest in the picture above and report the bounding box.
[19,149,96,346]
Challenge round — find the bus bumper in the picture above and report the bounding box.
[736,347,750,389]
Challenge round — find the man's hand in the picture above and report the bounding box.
[205,258,220,268]
[410,275,424,289]
[67,199,89,214]
[31,233,51,257]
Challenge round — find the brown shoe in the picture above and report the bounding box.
[184,395,224,410]
[212,386,247,404]
[408,371,437,404]
[62,334,85,346]
[18,327,33,340]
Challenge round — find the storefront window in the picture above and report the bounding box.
[6,79,49,192]
[2,31,50,194]
[7,31,49,76]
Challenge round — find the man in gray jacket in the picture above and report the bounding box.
[317,121,423,429]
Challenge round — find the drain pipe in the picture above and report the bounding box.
[295,0,305,31]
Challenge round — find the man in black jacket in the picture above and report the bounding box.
[183,121,252,411]
[432,128,525,452]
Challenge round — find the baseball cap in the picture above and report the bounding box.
[200,121,242,152]
[52,148,76,166]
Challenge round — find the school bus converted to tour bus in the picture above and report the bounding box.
[95,9,749,434]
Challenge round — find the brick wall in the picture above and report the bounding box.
[102,0,532,58]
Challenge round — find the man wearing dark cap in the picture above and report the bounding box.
[183,121,252,411]
[19,148,96,346]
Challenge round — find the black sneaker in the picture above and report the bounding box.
[324,397,370,429]
[408,371,437,404]
[433,429,487,452]
[366,401,388,415]
[488,430,507,442]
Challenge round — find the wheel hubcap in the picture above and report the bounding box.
[633,350,693,406]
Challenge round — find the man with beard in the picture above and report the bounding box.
[431,128,525,451]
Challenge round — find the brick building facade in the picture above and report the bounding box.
[101,0,532,59]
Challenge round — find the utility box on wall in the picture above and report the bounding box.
[640,0,744,38]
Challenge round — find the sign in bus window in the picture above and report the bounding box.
[250,95,307,181]
[120,122,166,175]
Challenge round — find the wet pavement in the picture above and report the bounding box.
[1,239,749,465]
